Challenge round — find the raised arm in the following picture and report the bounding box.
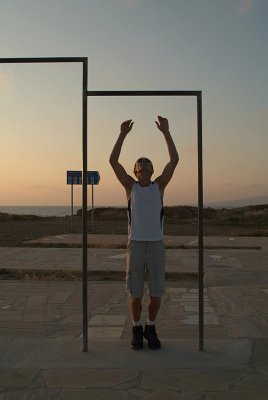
[109,119,135,197]
[154,116,179,195]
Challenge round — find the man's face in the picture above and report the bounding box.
[134,158,153,173]
[134,158,154,181]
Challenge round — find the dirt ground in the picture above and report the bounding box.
[0,215,265,247]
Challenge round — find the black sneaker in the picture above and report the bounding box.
[131,325,143,350]
[144,324,161,349]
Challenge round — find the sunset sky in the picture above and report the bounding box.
[0,0,267,207]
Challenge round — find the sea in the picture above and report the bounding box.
[0,206,82,217]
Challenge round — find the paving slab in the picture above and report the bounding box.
[0,336,251,369]
[0,247,199,277]
[25,234,267,250]
[1,236,268,282]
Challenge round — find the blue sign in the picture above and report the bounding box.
[67,171,100,185]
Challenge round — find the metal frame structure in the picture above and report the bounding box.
[0,57,204,352]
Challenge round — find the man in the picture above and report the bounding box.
[109,116,179,350]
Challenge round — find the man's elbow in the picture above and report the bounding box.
[109,156,115,166]
[109,156,117,168]
[173,154,179,166]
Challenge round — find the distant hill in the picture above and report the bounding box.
[77,203,268,223]
[78,204,268,236]
[206,195,268,208]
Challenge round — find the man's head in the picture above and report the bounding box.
[134,157,154,180]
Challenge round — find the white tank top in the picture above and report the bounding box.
[128,182,164,241]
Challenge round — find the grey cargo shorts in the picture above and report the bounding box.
[126,240,165,298]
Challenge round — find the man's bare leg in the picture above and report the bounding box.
[148,296,161,321]
[130,297,142,322]
[130,297,143,350]
[144,296,162,349]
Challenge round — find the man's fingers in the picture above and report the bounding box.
[121,119,134,134]
[122,119,132,124]
[121,119,133,127]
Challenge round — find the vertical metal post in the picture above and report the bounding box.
[71,183,73,233]
[82,58,88,352]
[91,184,94,233]
[197,92,204,351]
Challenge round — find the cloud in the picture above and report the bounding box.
[238,0,254,14]
[0,66,13,88]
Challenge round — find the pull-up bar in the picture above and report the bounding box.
[88,89,204,353]
[0,57,204,352]
[87,90,201,96]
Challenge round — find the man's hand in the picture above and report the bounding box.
[120,119,134,136]
[155,115,169,135]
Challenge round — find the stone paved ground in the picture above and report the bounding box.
[0,236,268,399]
[1,280,268,399]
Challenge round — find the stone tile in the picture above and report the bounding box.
[65,293,82,307]
[166,288,187,294]
[181,315,219,325]
[128,388,149,397]
[231,371,268,392]
[0,369,38,388]
[143,391,184,399]
[22,305,56,322]
[182,392,207,400]
[48,292,73,304]
[109,254,126,259]
[106,307,129,315]
[25,296,48,306]
[207,388,268,400]
[0,327,44,338]
[88,326,124,338]
[56,306,78,319]
[209,255,222,262]
[183,305,198,313]
[0,310,22,321]
[45,324,81,338]
[108,298,123,304]
[141,369,248,392]
[255,367,268,377]
[26,388,60,399]
[91,306,110,314]
[0,320,43,330]
[3,390,29,399]
[168,299,180,304]
[204,308,216,314]
[182,306,200,312]
[13,298,27,307]
[58,388,128,400]
[89,315,127,326]
[164,305,185,315]
[204,314,220,325]
[43,369,138,388]
[189,289,207,293]
[59,313,83,324]
[224,319,262,338]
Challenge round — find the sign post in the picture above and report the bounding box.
[67,170,100,232]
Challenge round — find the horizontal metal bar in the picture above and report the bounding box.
[0,57,86,63]
[87,90,201,97]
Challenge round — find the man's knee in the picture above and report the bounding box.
[131,296,142,306]
[149,295,161,304]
